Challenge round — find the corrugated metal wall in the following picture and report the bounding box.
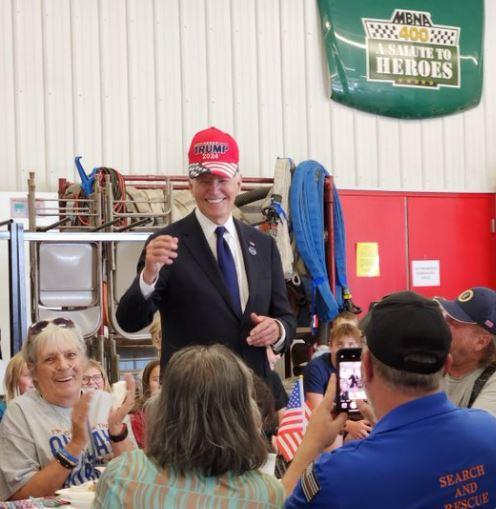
[0,0,494,192]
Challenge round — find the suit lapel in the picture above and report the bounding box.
[180,212,241,318]
[235,219,258,319]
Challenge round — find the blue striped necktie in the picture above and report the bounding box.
[215,226,241,315]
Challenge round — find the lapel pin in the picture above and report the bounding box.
[248,243,257,255]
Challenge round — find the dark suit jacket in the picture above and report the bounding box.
[116,211,296,377]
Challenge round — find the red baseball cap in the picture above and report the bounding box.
[188,126,239,179]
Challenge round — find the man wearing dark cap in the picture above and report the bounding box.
[436,287,496,416]
[116,126,295,379]
[283,291,496,508]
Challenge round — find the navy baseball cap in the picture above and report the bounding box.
[365,291,452,374]
[435,287,496,335]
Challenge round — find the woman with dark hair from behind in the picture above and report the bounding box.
[94,344,285,508]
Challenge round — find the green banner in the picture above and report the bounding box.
[317,1,483,118]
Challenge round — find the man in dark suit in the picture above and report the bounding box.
[116,126,296,378]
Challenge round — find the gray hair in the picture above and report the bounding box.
[370,351,444,395]
[22,320,87,366]
[146,344,267,476]
[475,325,496,367]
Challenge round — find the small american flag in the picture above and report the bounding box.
[275,377,312,462]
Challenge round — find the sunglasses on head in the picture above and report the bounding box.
[28,318,75,339]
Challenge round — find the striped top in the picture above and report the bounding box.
[93,449,285,509]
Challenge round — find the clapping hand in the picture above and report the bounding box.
[108,373,136,436]
[70,391,94,452]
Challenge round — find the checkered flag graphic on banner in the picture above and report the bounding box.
[365,23,399,40]
[430,29,458,45]
[365,21,459,47]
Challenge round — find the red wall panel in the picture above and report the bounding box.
[338,191,496,313]
[407,195,496,299]
[339,192,408,314]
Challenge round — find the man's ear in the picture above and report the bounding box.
[474,332,492,353]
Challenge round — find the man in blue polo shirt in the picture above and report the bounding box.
[283,291,496,508]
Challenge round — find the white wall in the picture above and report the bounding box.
[0,0,494,193]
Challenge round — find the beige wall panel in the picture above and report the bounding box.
[205,0,234,132]
[43,0,75,188]
[399,121,423,190]
[463,98,487,191]
[330,104,357,188]
[127,0,157,173]
[231,1,260,176]
[0,0,493,192]
[484,0,496,190]
[99,0,130,171]
[280,0,308,165]
[13,0,46,191]
[443,115,465,190]
[179,0,209,159]
[376,118,401,189]
[303,0,332,173]
[0,0,18,191]
[421,119,445,190]
[154,0,183,173]
[254,0,284,177]
[355,115,378,188]
[72,0,103,176]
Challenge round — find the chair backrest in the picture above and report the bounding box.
[108,240,152,340]
[35,242,103,338]
[113,242,145,300]
[39,243,97,306]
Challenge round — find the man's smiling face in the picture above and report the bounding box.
[189,173,241,225]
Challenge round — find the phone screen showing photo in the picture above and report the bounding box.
[338,361,366,412]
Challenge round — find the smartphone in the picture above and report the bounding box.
[336,348,367,415]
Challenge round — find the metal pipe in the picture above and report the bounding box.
[0,231,151,241]
[324,176,336,294]
[28,172,36,231]
[37,217,72,232]
[91,218,122,232]
[235,187,271,207]
[8,222,27,353]
[115,218,152,232]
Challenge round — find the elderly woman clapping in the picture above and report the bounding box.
[94,344,285,508]
[0,318,135,501]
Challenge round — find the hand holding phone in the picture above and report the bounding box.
[336,348,367,415]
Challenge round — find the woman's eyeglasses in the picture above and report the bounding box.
[82,374,103,384]
[28,318,75,339]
